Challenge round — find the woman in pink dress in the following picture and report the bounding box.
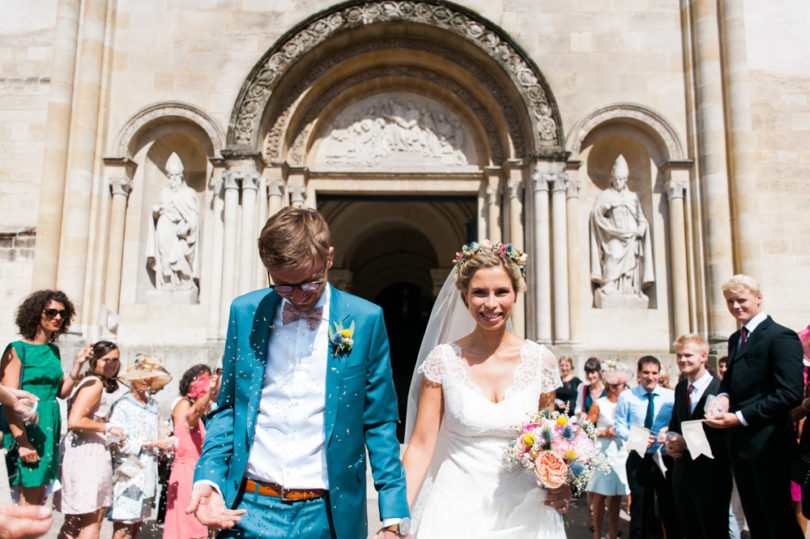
[163,365,216,539]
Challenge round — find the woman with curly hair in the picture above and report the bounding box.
[1,290,89,505]
[55,340,125,539]
[163,364,216,539]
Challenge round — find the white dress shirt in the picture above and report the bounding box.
[686,370,714,416]
[733,311,768,427]
[243,285,331,488]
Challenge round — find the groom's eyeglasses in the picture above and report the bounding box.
[268,280,324,294]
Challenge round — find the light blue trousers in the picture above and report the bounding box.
[217,486,334,539]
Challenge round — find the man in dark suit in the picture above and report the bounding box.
[705,274,803,539]
[666,334,731,538]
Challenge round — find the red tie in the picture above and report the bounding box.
[740,326,749,347]
[687,383,695,417]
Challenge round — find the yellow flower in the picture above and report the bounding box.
[522,433,536,447]
[564,449,577,461]
[556,416,568,426]
[341,329,352,338]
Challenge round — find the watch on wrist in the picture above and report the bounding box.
[382,517,411,536]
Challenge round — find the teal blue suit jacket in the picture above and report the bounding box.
[194,287,409,539]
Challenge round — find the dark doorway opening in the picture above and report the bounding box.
[374,282,432,441]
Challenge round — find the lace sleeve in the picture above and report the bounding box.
[417,345,445,385]
[533,343,562,394]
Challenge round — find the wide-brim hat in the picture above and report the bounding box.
[119,354,172,392]
[601,359,631,386]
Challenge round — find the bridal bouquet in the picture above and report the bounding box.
[504,409,609,495]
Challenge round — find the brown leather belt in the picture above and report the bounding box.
[244,478,327,501]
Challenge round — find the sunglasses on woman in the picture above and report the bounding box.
[43,308,67,318]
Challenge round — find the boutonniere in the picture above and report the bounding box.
[328,320,355,357]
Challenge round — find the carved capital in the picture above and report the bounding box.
[289,185,307,207]
[666,180,687,201]
[268,178,286,198]
[109,177,132,198]
[549,172,569,193]
[506,178,523,200]
[241,172,260,191]
[222,170,241,191]
[566,180,582,199]
[531,170,549,193]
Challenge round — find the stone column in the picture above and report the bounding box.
[206,162,226,339]
[477,180,487,242]
[550,172,570,342]
[219,171,241,336]
[33,0,80,289]
[239,172,260,296]
[253,177,268,290]
[720,0,758,278]
[267,178,286,217]
[690,0,736,344]
[531,166,552,343]
[289,185,307,208]
[484,167,502,242]
[666,168,691,338]
[56,0,109,315]
[565,173,582,342]
[102,159,135,313]
[505,163,524,338]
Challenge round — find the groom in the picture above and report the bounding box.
[188,207,410,538]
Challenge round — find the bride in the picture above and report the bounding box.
[402,241,571,538]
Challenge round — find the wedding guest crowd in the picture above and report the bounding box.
[0,274,807,539]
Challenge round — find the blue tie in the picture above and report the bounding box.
[644,393,655,429]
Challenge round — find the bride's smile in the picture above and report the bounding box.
[464,265,516,330]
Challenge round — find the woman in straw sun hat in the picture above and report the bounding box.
[107,354,175,539]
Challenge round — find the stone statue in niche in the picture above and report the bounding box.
[146,152,200,295]
[319,95,471,168]
[589,155,654,309]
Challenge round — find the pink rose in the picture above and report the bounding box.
[534,450,568,489]
[551,437,573,457]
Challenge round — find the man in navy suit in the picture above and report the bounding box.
[666,334,731,538]
[705,274,803,539]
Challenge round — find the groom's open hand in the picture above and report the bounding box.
[186,483,246,530]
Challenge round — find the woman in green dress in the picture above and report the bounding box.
[1,290,89,506]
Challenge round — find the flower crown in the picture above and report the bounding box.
[452,240,528,276]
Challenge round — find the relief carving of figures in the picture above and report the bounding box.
[589,155,654,308]
[146,153,200,292]
[318,94,473,168]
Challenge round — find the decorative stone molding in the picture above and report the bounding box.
[565,103,685,162]
[241,172,260,191]
[113,101,225,158]
[264,45,512,163]
[231,1,561,154]
[109,177,133,198]
[222,170,243,191]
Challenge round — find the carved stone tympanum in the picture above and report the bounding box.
[315,94,476,169]
[589,155,654,308]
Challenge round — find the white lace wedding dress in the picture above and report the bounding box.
[413,341,567,538]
